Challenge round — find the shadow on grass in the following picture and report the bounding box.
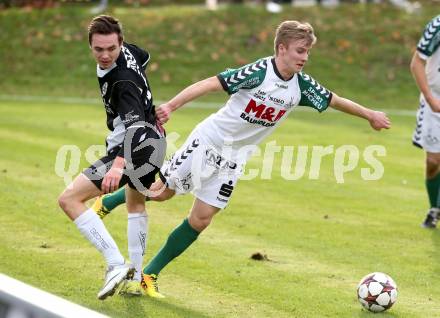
[355,308,399,317]
[120,296,213,318]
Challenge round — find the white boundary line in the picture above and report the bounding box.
[0,94,417,116]
[0,273,109,318]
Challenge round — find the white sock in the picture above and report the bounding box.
[74,208,124,267]
[127,211,148,281]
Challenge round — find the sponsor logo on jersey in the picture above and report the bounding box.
[103,100,114,115]
[101,82,108,96]
[236,77,260,90]
[253,89,267,101]
[302,86,325,110]
[284,96,295,110]
[122,110,140,124]
[275,83,288,89]
[240,99,287,127]
[268,95,285,106]
[224,59,267,91]
[205,148,237,170]
[217,181,234,202]
[122,46,152,102]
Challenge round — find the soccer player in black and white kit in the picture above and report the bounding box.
[58,15,165,300]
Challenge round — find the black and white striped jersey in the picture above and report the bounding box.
[96,42,156,157]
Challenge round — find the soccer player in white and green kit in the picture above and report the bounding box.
[411,15,440,228]
[93,20,391,297]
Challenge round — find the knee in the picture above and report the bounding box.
[58,192,70,213]
[151,189,174,202]
[189,214,212,232]
[126,203,145,212]
[426,157,440,167]
[426,157,440,176]
[58,190,79,214]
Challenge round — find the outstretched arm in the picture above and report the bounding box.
[410,51,440,112]
[156,76,223,124]
[329,93,391,131]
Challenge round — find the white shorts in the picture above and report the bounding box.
[413,96,440,153]
[160,130,242,209]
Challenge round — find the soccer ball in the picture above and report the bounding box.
[357,272,397,312]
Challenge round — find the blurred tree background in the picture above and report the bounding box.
[0,0,439,107]
[0,0,205,9]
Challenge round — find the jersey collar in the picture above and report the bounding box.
[96,62,117,78]
[271,57,294,82]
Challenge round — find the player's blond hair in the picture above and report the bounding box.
[274,21,316,55]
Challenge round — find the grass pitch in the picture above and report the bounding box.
[1,99,440,317]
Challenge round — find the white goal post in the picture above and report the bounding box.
[0,274,109,318]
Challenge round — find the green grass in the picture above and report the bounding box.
[1,99,440,317]
[0,3,439,316]
[0,3,437,107]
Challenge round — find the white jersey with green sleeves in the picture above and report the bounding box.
[194,56,332,163]
[417,15,440,97]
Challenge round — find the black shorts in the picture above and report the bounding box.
[84,134,166,192]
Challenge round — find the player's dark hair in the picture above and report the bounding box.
[88,15,123,45]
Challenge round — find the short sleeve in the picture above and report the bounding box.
[298,72,332,112]
[417,15,440,58]
[217,59,268,95]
